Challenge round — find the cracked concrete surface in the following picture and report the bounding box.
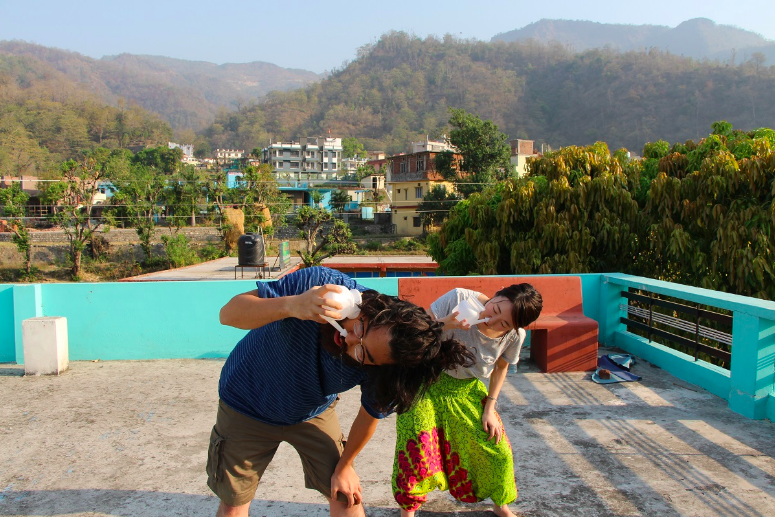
[1,347,774,516]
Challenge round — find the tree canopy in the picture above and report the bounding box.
[429,121,775,300]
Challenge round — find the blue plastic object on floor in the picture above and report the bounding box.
[592,354,642,384]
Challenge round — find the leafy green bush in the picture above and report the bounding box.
[198,244,225,262]
[386,238,423,252]
[362,240,382,251]
[162,234,199,268]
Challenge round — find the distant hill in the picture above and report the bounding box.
[0,41,321,130]
[492,18,774,64]
[0,53,173,176]
[198,32,775,155]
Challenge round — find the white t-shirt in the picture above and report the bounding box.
[431,288,526,381]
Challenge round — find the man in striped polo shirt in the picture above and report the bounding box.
[207,266,473,517]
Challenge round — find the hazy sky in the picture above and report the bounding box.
[1,0,773,73]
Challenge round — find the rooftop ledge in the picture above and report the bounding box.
[2,273,775,515]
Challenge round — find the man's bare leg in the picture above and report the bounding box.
[329,497,366,517]
[216,501,250,517]
[400,507,417,517]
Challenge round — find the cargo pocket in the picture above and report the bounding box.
[206,427,226,483]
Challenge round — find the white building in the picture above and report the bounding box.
[168,142,194,158]
[215,149,245,160]
[340,156,368,175]
[411,138,456,153]
[262,137,343,178]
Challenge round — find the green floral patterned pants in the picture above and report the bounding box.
[392,373,517,511]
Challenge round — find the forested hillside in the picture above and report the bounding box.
[3,33,774,157]
[0,41,321,130]
[0,53,172,177]
[200,32,775,155]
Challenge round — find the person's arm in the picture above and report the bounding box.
[330,406,379,508]
[482,357,509,444]
[431,289,472,330]
[219,284,345,330]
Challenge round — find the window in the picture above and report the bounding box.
[290,151,300,157]
[399,162,406,173]
[290,162,300,168]
[417,157,425,170]
[397,189,401,193]
[413,217,421,228]
[415,186,423,198]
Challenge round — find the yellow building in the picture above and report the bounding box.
[509,139,539,177]
[387,140,459,236]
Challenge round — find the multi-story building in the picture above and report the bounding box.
[340,156,369,177]
[366,153,388,175]
[168,142,194,158]
[262,137,343,179]
[510,139,539,177]
[386,139,459,236]
[215,149,245,160]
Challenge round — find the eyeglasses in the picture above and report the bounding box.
[352,318,367,368]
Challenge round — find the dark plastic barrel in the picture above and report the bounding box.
[237,234,265,266]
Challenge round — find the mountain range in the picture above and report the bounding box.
[2,18,774,160]
[0,41,320,131]
[493,18,775,65]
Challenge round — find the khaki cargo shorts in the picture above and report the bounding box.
[206,399,346,507]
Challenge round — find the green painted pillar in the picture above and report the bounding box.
[13,284,43,365]
[728,312,775,419]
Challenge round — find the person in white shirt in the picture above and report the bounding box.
[391,284,543,517]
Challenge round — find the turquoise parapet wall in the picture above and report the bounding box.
[0,285,14,362]
[601,273,775,422]
[3,277,398,363]
[1,274,590,364]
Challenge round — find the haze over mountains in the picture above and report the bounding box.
[493,18,775,64]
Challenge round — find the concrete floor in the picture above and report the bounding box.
[1,347,774,517]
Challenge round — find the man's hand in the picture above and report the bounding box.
[293,284,345,322]
[482,408,503,444]
[331,463,362,508]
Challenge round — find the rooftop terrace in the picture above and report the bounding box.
[2,348,774,516]
[2,272,775,515]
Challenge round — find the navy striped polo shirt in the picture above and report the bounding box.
[218,266,385,425]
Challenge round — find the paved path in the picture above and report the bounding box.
[123,255,437,281]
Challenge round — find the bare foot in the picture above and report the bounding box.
[400,508,417,517]
[492,503,516,517]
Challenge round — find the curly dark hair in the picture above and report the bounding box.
[358,290,474,414]
[494,283,544,329]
